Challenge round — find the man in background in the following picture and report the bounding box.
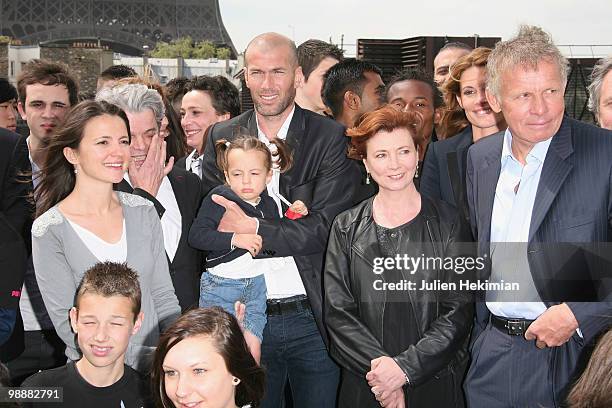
[295,39,344,115]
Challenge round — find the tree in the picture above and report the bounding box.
[150,36,232,60]
[193,40,216,59]
[216,47,231,60]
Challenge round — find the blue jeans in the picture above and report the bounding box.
[261,304,339,408]
[199,271,267,342]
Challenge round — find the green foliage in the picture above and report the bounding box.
[150,37,231,59]
[216,47,231,60]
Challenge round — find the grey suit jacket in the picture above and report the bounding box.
[31,192,181,372]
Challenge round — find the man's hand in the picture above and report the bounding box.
[366,356,406,402]
[377,388,405,408]
[128,135,174,197]
[212,194,258,234]
[232,233,262,257]
[289,200,308,216]
[525,303,579,348]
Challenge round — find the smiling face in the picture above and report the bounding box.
[163,335,238,408]
[181,90,228,153]
[224,148,272,203]
[363,127,418,192]
[64,114,131,185]
[69,293,142,372]
[245,43,298,118]
[387,80,435,143]
[487,59,566,148]
[457,65,505,132]
[18,83,70,143]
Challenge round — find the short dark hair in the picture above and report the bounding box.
[17,59,79,107]
[297,39,344,81]
[438,41,473,55]
[99,64,137,81]
[185,75,240,118]
[322,58,383,118]
[0,78,18,104]
[386,67,443,109]
[152,307,265,407]
[165,77,190,104]
[75,261,141,319]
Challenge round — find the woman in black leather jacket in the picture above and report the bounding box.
[324,106,474,408]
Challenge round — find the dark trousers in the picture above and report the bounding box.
[464,320,584,408]
[6,330,65,386]
[260,304,339,408]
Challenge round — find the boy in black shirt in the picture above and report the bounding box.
[22,262,151,407]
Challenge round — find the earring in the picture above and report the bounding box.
[74,167,78,175]
[365,172,371,185]
[232,377,241,385]
[414,161,419,179]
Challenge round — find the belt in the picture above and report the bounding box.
[266,296,310,316]
[490,315,534,336]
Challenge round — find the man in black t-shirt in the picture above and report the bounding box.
[22,262,152,407]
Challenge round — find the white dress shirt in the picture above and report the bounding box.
[124,174,182,262]
[487,129,551,319]
[255,107,307,299]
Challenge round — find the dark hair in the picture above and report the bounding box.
[17,59,79,107]
[567,328,612,408]
[114,77,188,160]
[347,105,423,160]
[184,75,241,118]
[152,307,266,408]
[386,67,443,109]
[99,65,138,81]
[0,78,18,104]
[215,134,292,177]
[439,47,492,138]
[438,41,473,55]
[75,261,141,319]
[34,100,131,217]
[297,39,344,81]
[322,58,383,118]
[165,77,190,105]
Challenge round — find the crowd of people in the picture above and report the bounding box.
[0,24,611,408]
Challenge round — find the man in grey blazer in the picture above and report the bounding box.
[464,25,612,407]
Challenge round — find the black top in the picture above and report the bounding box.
[22,361,152,408]
[188,184,280,268]
[376,219,421,357]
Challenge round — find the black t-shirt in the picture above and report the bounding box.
[21,361,152,408]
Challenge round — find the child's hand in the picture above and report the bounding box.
[232,233,263,257]
[289,200,308,216]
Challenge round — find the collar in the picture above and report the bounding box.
[26,136,40,172]
[255,105,296,141]
[501,128,552,166]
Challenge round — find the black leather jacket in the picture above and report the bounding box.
[324,196,474,388]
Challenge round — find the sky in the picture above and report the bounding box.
[219,0,612,57]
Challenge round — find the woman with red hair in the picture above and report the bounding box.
[324,106,474,407]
